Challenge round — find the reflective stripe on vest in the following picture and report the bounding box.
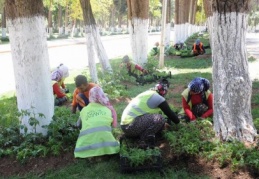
[127,104,147,118]
[74,103,120,158]
[78,126,112,138]
[121,90,161,125]
[74,141,119,152]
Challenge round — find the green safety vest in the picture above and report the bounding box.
[179,88,211,114]
[74,103,120,158]
[121,90,162,125]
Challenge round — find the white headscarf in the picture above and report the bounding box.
[58,64,69,78]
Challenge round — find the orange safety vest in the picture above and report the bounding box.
[193,42,204,52]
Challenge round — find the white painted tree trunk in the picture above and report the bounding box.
[212,12,257,142]
[71,24,76,38]
[1,28,7,38]
[85,25,98,83]
[7,16,54,135]
[174,24,181,43]
[128,18,148,66]
[206,16,213,49]
[48,27,53,37]
[165,23,171,47]
[92,26,112,72]
[59,27,63,35]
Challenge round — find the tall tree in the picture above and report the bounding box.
[49,0,53,35]
[203,0,212,47]
[80,0,112,82]
[1,3,6,38]
[127,0,149,65]
[5,0,53,135]
[211,0,257,142]
[57,3,63,35]
[114,0,127,28]
[165,0,171,46]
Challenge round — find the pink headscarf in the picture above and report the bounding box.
[89,86,117,127]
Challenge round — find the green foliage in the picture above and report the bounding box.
[97,67,129,99]
[143,57,159,74]
[1,36,10,42]
[0,96,19,127]
[0,106,79,162]
[245,145,259,170]
[248,56,257,62]
[164,120,215,156]
[253,118,259,131]
[121,146,161,167]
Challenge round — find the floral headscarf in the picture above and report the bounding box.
[51,69,63,82]
[188,77,204,93]
[187,77,210,105]
[89,86,117,127]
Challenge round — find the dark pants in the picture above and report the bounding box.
[121,114,166,141]
[77,93,89,111]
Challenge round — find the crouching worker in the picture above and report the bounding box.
[120,79,180,146]
[55,64,70,93]
[173,40,186,51]
[180,77,213,122]
[192,39,205,56]
[121,55,148,78]
[51,69,68,106]
[74,86,120,158]
[71,75,98,113]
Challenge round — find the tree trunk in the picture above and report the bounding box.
[58,4,63,35]
[1,6,7,38]
[85,26,98,83]
[127,0,149,65]
[110,4,116,32]
[211,0,257,142]
[174,0,180,43]
[165,0,171,47]
[48,0,53,36]
[203,0,213,48]
[80,0,112,82]
[5,0,53,135]
[65,0,69,35]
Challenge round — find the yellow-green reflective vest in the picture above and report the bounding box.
[74,103,120,158]
[179,88,211,114]
[121,90,162,125]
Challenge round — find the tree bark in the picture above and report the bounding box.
[5,0,53,135]
[58,4,63,35]
[65,0,69,35]
[165,0,171,47]
[127,0,149,65]
[203,0,213,48]
[47,0,53,35]
[211,0,257,142]
[80,0,112,82]
[1,5,7,38]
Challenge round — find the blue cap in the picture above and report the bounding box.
[196,39,200,45]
